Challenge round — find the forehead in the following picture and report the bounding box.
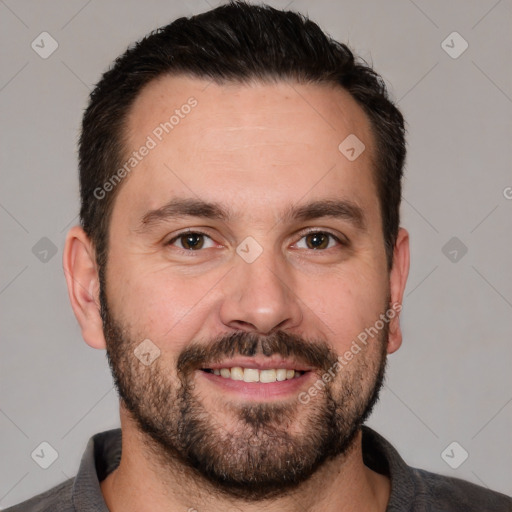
[125,75,374,154]
[116,75,378,226]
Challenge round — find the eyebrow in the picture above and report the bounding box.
[137,197,366,232]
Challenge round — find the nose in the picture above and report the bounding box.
[219,251,303,335]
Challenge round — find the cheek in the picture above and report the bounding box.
[303,265,388,352]
[106,256,223,347]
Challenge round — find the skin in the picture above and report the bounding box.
[63,75,410,511]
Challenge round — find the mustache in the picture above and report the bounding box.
[177,330,339,375]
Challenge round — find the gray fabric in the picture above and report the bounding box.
[5,427,511,511]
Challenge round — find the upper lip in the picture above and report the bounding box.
[201,356,313,372]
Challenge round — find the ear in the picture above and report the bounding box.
[63,225,106,349]
[387,227,410,354]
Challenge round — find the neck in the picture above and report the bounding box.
[101,406,390,512]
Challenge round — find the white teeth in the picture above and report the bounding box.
[231,367,244,380]
[211,367,302,383]
[276,369,287,381]
[243,368,259,383]
[259,369,277,383]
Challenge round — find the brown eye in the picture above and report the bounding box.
[167,232,215,251]
[296,231,342,251]
[305,232,330,250]
[180,233,204,250]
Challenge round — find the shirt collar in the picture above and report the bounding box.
[72,428,122,511]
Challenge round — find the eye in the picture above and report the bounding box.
[166,229,346,254]
[295,231,344,251]
[167,231,216,251]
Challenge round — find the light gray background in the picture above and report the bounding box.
[1,0,511,507]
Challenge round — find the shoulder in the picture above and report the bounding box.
[361,427,511,511]
[409,466,512,511]
[3,477,74,512]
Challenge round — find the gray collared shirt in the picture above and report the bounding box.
[5,426,512,511]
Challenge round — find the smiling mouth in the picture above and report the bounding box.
[201,367,307,383]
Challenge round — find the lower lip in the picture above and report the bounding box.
[197,370,316,400]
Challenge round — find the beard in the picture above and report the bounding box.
[99,279,389,501]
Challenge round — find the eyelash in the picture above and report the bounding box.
[165,228,347,254]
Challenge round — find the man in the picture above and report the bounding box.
[7,1,511,511]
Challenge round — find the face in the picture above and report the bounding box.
[94,76,403,499]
